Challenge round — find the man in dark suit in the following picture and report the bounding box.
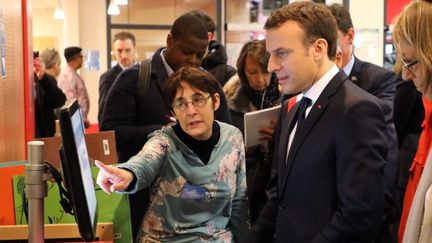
[251,2,388,242]
[328,4,400,242]
[328,3,397,121]
[98,31,137,123]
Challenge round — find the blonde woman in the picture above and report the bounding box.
[393,1,432,242]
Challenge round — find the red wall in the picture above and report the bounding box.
[386,0,411,25]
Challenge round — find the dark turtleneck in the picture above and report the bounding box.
[173,121,220,165]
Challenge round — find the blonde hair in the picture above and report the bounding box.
[393,0,432,91]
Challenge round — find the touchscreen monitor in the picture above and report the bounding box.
[59,99,98,241]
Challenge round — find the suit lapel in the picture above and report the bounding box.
[279,71,349,197]
[151,50,169,93]
[279,99,329,195]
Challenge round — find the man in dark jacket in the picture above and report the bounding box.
[329,4,400,242]
[99,12,231,241]
[98,31,137,123]
[251,2,387,241]
[190,9,236,86]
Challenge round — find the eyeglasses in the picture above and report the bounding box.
[173,94,211,111]
[401,58,419,72]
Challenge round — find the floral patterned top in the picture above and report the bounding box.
[57,65,90,124]
[118,121,250,242]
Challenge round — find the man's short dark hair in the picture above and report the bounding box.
[264,1,338,60]
[189,9,216,34]
[64,46,82,62]
[170,13,208,41]
[328,4,354,34]
[113,31,136,46]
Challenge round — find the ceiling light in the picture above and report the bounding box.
[114,0,128,5]
[53,0,65,20]
[108,0,120,15]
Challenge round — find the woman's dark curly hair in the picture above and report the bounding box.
[162,66,220,112]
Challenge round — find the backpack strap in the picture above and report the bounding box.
[136,59,152,99]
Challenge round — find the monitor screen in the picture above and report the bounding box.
[59,99,98,241]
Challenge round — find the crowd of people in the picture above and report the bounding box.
[33,1,432,242]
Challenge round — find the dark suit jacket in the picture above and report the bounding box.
[348,56,396,106]
[349,57,401,236]
[253,70,388,243]
[98,63,123,123]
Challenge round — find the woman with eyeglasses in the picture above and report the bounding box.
[95,66,250,242]
[393,1,432,242]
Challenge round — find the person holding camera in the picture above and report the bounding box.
[33,50,66,138]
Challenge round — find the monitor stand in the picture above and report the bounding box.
[15,141,113,242]
[26,141,47,242]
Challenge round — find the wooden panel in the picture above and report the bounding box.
[33,36,57,53]
[0,222,113,241]
[35,131,118,168]
[0,0,26,163]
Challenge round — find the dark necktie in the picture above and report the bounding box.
[289,97,311,134]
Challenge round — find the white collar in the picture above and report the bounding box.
[301,64,340,105]
[342,54,355,76]
[160,48,174,76]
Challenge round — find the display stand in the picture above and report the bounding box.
[0,222,113,241]
[0,141,114,242]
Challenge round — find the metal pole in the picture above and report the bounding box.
[25,141,47,243]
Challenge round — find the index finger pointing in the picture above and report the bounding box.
[94,160,116,174]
